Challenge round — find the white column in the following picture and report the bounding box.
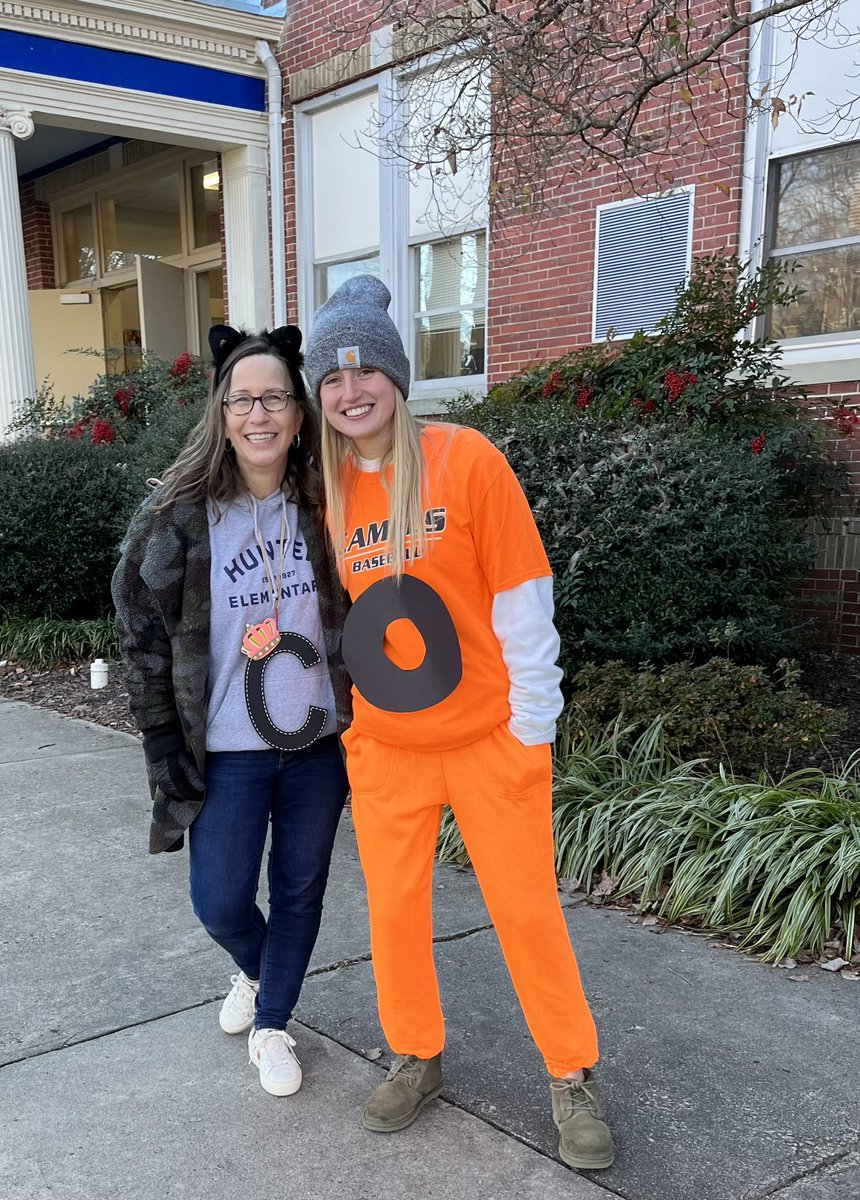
[0,108,37,438]
[221,143,273,331]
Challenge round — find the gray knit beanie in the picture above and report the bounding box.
[304,275,411,400]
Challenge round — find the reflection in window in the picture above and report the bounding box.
[414,233,486,380]
[190,159,221,249]
[103,284,142,374]
[769,142,860,338]
[101,175,182,273]
[60,204,96,283]
[196,267,225,350]
[314,254,381,305]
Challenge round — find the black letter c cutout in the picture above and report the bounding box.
[244,632,328,751]
[342,576,462,713]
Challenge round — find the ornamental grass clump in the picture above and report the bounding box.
[0,615,118,668]
[437,720,860,963]
[553,721,860,963]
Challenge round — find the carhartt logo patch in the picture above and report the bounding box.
[337,346,361,368]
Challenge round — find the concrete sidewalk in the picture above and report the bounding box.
[1,698,858,1200]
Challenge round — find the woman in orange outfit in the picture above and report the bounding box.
[305,275,615,1172]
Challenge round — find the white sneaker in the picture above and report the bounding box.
[248,1028,303,1096]
[218,972,259,1034]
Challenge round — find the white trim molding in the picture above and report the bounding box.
[0,0,281,73]
[0,105,37,435]
[778,339,860,387]
[0,69,269,150]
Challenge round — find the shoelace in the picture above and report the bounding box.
[387,1054,426,1086]
[552,1077,600,1117]
[230,973,258,1000]
[254,1029,298,1066]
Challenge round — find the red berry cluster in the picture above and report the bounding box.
[114,386,133,416]
[750,433,766,456]
[541,368,565,400]
[663,369,698,403]
[832,407,860,436]
[90,417,117,445]
[576,384,593,410]
[67,418,90,440]
[168,351,193,382]
[740,298,758,322]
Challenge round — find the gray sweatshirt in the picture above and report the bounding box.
[205,491,337,751]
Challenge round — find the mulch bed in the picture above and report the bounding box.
[801,651,860,770]
[0,659,139,738]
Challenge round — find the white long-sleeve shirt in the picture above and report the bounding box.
[492,576,564,745]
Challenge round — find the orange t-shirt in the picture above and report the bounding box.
[339,424,552,750]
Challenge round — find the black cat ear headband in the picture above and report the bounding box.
[208,324,304,386]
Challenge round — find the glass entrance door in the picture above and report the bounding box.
[103,283,142,374]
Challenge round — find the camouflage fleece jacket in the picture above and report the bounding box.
[111,490,352,854]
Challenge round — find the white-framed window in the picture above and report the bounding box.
[593,188,694,341]
[50,149,223,357]
[295,60,489,406]
[307,90,382,307]
[767,141,860,341]
[412,231,486,380]
[739,2,860,383]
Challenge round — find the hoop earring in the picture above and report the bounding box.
[292,432,301,449]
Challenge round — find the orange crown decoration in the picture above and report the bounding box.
[241,617,281,660]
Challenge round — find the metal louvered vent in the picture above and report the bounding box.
[593,190,694,340]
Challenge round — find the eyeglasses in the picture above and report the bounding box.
[223,390,295,415]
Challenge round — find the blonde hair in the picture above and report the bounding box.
[322,387,429,580]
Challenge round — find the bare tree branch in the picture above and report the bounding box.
[323,0,856,220]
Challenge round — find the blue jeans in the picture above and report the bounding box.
[188,735,347,1030]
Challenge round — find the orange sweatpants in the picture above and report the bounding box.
[345,722,599,1077]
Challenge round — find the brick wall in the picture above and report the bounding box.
[487,0,749,379]
[218,156,228,326]
[278,0,860,653]
[279,0,749,371]
[20,182,55,290]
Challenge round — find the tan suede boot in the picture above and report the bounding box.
[550,1073,615,1170]
[362,1053,443,1132]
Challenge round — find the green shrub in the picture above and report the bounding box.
[570,657,843,777]
[121,388,207,507]
[437,720,860,962]
[0,354,209,620]
[451,255,847,517]
[472,255,796,427]
[0,438,133,619]
[452,409,816,672]
[0,614,118,667]
[6,351,209,448]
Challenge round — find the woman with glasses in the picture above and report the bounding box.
[112,325,351,1098]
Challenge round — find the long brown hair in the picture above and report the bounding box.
[155,337,323,517]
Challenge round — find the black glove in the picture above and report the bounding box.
[142,724,204,804]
